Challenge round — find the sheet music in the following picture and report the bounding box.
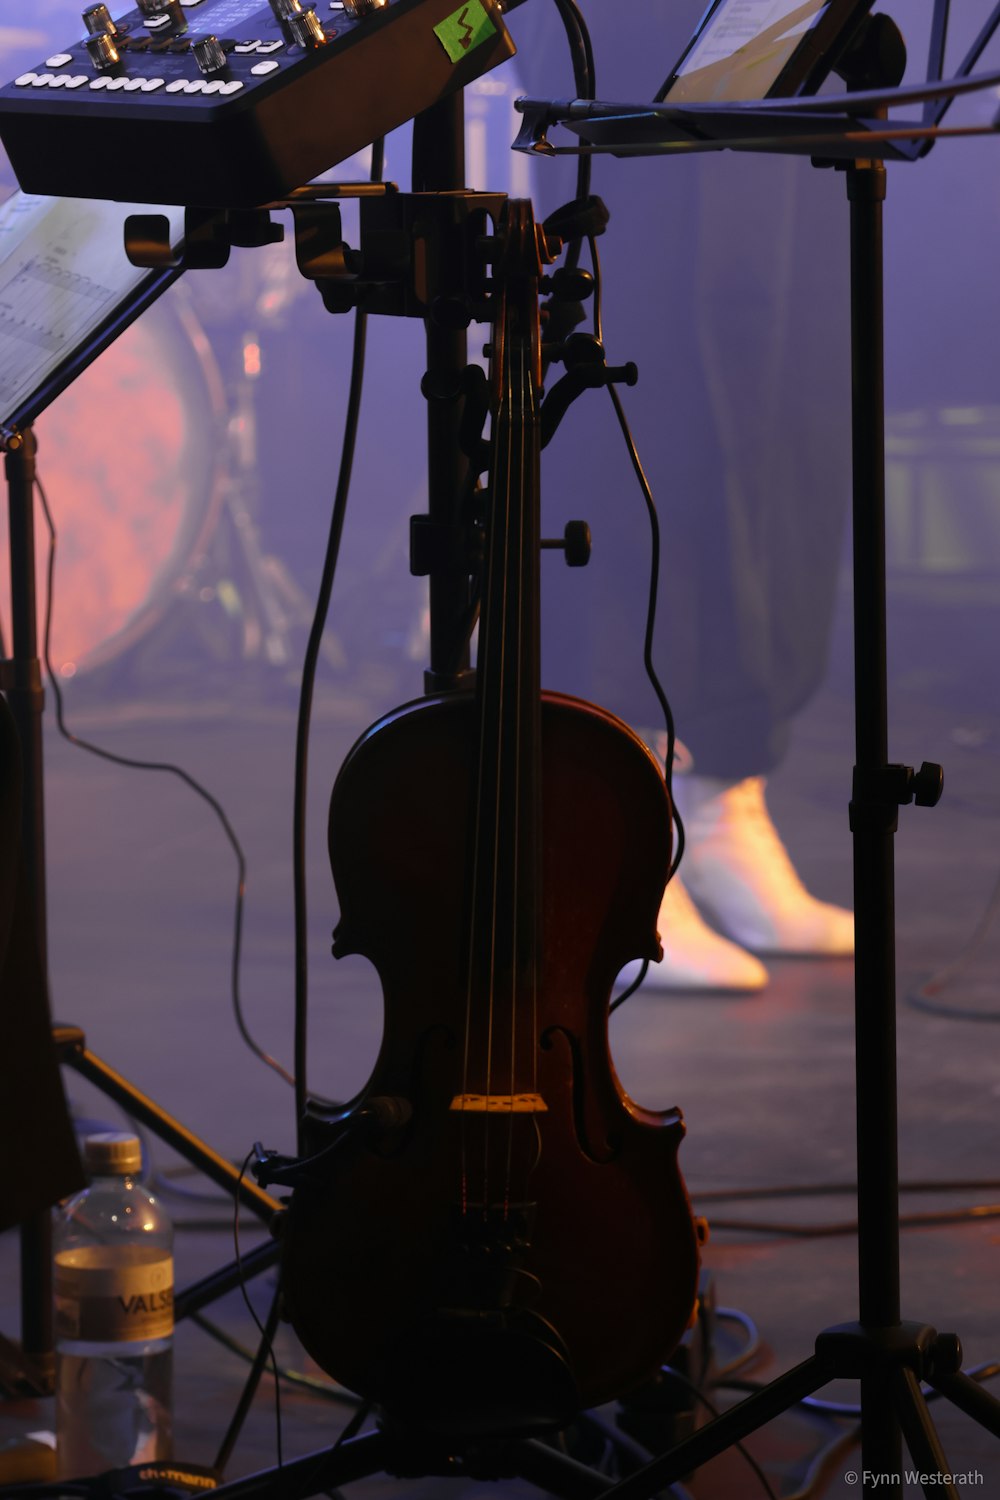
[667,0,827,103]
[0,192,183,425]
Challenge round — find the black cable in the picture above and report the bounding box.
[686,1174,1000,1237]
[694,1176,1000,1202]
[292,137,384,1147]
[222,1150,284,1471]
[192,1310,362,1406]
[657,1365,779,1500]
[713,1306,765,1381]
[583,232,687,953]
[561,1411,694,1498]
[704,1200,1000,1238]
[212,1281,283,1475]
[906,860,1000,1021]
[609,960,650,1014]
[34,474,294,1088]
[549,0,594,248]
[781,1421,861,1500]
[297,1399,373,1500]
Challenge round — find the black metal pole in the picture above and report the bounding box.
[412,93,475,691]
[4,426,54,1376]
[846,157,903,1488]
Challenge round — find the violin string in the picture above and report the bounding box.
[529,283,541,1114]
[459,271,507,1218]
[485,248,519,1217]
[505,274,530,1214]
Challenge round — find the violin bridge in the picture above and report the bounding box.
[449,1093,548,1114]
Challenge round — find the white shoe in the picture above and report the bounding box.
[618,873,768,993]
[673,775,854,957]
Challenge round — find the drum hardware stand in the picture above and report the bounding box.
[217,342,348,675]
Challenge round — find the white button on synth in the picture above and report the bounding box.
[89,76,111,88]
[250,60,279,74]
[234,41,259,53]
[256,40,284,52]
[183,79,205,93]
[124,77,145,90]
[146,14,171,28]
[66,75,90,88]
[219,79,243,93]
[45,53,74,68]
[201,79,225,93]
[31,74,56,87]
[14,74,38,86]
[106,76,128,89]
[165,78,187,92]
[48,74,70,87]
[141,77,165,90]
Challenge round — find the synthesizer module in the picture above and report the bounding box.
[0,0,514,206]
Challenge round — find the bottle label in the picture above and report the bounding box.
[55,1246,173,1342]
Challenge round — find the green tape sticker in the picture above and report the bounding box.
[433,0,497,63]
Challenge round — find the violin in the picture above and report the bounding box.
[280,201,700,1440]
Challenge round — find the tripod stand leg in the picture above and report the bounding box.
[60,1034,280,1222]
[928,1369,1000,1438]
[595,1355,826,1499]
[209,1430,390,1499]
[891,1367,958,1499]
[860,1373,901,1492]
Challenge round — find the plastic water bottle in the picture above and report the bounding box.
[54,1132,173,1478]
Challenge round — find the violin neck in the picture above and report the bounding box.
[468,238,543,1015]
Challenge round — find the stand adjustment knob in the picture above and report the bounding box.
[193,34,227,74]
[85,31,121,69]
[912,761,944,808]
[542,521,591,568]
[287,6,327,45]
[269,0,302,16]
[82,3,118,36]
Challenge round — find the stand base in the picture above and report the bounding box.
[188,1317,1000,1500]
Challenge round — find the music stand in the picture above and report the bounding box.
[510,6,1000,1498]
[0,194,283,1394]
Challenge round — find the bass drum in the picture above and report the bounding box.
[0,289,227,680]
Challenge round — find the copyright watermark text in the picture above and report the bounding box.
[844,1473,984,1489]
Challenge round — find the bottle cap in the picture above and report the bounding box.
[83,1132,143,1176]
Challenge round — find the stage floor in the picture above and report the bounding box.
[2,579,999,1499]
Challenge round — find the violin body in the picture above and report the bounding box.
[281,688,700,1434]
